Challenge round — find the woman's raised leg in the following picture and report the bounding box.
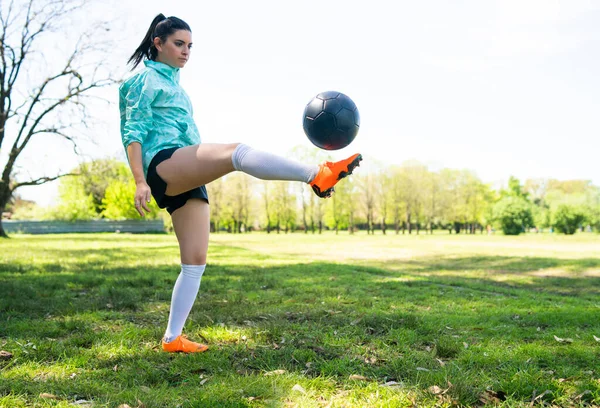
[156,142,362,198]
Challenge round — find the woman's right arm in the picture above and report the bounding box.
[127,142,152,217]
[120,75,156,217]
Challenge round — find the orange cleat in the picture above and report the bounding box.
[309,153,363,198]
[162,335,209,353]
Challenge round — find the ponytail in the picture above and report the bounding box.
[128,14,191,70]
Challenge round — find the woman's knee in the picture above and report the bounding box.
[181,251,207,265]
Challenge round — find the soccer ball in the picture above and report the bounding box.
[302,91,360,150]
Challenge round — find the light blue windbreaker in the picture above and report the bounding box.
[119,60,201,177]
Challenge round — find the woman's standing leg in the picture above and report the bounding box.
[162,198,210,353]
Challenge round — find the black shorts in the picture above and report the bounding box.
[146,147,209,215]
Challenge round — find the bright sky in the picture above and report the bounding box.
[9,0,600,206]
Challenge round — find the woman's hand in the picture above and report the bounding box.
[134,181,152,217]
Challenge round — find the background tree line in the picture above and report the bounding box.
[6,148,600,236]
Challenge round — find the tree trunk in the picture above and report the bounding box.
[0,181,10,238]
[381,218,386,235]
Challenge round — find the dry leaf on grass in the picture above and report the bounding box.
[554,335,573,343]
[429,386,444,395]
[264,369,286,376]
[574,390,591,400]
[39,393,60,400]
[291,384,306,394]
[479,390,506,404]
[349,374,368,381]
[382,381,403,388]
[0,350,13,360]
[593,335,600,342]
[530,389,552,404]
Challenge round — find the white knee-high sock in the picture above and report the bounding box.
[164,264,205,343]
[231,144,319,183]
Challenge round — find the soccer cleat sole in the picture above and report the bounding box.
[337,154,363,181]
[311,154,363,198]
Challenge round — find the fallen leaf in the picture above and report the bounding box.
[531,389,552,403]
[349,374,368,381]
[436,358,446,367]
[463,342,469,349]
[593,335,600,342]
[382,381,403,388]
[291,384,306,394]
[137,399,147,408]
[416,367,430,372]
[0,350,13,360]
[554,335,573,343]
[117,405,132,408]
[39,393,60,400]
[140,386,151,393]
[479,390,506,404]
[113,365,118,372]
[200,378,209,386]
[575,390,591,400]
[429,385,444,395]
[264,369,286,376]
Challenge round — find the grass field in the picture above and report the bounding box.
[1,231,599,407]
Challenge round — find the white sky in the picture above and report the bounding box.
[9,0,600,206]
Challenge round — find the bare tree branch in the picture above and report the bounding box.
[10,172,75,191]
[0,0,120,228]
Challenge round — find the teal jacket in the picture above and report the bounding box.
[119,60,201,177]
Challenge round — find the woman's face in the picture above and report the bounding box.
[154,30,192,69]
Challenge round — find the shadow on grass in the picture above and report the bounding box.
[1,245,600,406]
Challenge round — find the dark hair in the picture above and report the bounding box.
[128,14,192,70]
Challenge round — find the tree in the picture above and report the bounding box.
[0,0,116,237]
[552,204,586,235]
[356,172,376,234]
[492,197,533,235]
[388,166,406,234]
[101,178,160,220]
[49,175,97,221]
[206,177,225,232]
[225,173,253,233]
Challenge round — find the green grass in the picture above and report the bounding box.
[1,231,599,407]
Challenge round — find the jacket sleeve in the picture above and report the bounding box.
[120,74,156,148]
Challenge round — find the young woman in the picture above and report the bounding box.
[120,14,362,353]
